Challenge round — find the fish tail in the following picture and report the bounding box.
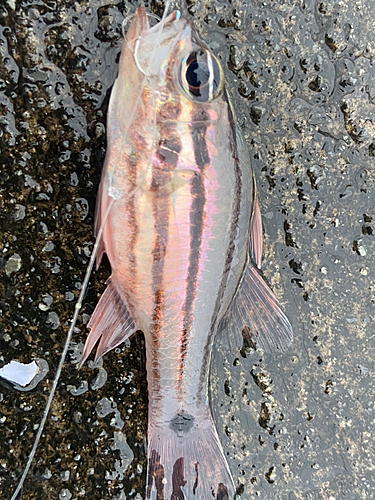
[146,413,235,500]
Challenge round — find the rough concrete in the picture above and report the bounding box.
[0,0,374,499]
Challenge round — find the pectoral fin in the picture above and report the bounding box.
[223,262,293,352]
[78,278,136,368]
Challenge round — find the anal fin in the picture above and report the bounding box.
[78,278,136,368]
[223,262,293,352]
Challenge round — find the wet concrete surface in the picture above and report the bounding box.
[0,0,374,498]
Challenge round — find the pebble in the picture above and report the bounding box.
[5,254,22,276]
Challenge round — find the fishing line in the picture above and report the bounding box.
[107,0,172,198]
[122,11,161,38]
[11,2,174,498]
[10,196,115,500]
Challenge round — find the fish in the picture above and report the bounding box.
[74,6,294,499]
[10,5,293,500]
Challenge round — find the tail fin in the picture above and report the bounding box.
[146,414,235,500]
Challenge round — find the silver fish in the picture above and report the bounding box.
[79,7,293,500]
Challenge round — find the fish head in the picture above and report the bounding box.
[106,7,230,198]
[108,7,226,148]
[127,7,224,103]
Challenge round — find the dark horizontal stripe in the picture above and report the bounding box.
[156,136,182,167]
[179,108,210,386]
[199,89,242,393]
[159,137,182,153]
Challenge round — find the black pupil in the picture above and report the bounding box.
[179,49,221,102]
[186,58,209,89]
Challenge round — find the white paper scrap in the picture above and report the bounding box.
[0,360,39,387]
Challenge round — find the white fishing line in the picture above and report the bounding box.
[122,11,161,38]
[11,2,173,498]
[10,197,115,500]
[107,0,172,199]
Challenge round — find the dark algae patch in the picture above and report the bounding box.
[1,0,375,499]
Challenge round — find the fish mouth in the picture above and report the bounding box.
[125,7,149,44]
[128,7,189,78]
[128,6,183,38]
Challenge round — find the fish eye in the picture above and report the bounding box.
[178,49,223,102]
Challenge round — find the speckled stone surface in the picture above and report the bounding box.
[0,0,374,499]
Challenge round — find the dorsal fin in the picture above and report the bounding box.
[78,278,136,368]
